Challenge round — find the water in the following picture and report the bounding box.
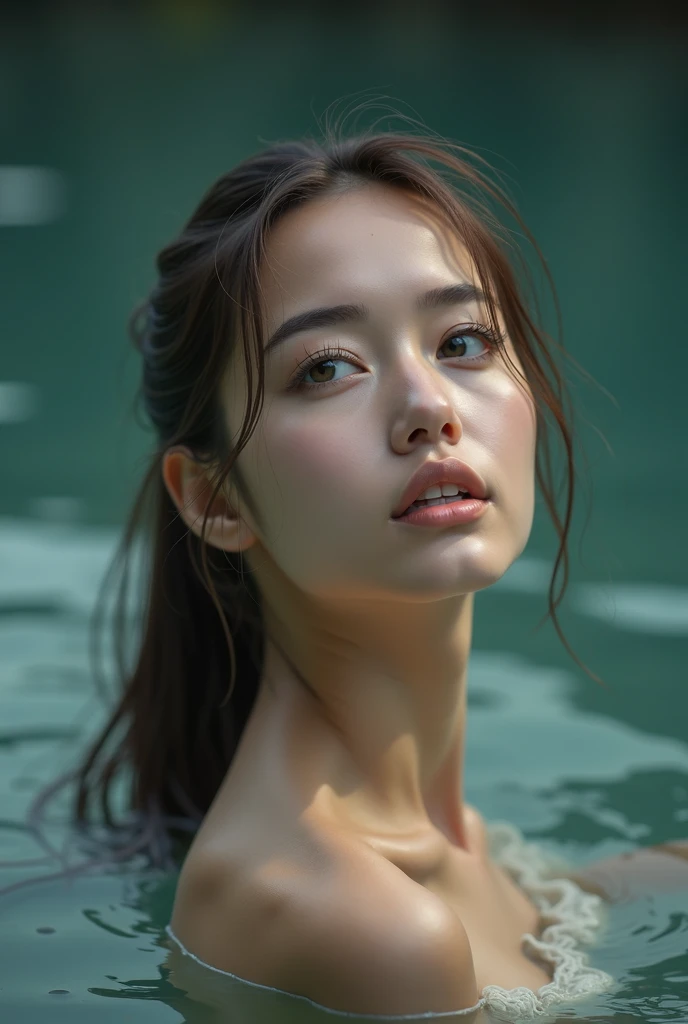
[0,517,687,1021]
[1,6,687,1021]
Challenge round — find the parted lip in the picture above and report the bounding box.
[391,458,489,518]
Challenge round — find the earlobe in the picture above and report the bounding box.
[198,509,257,554]
[198,512,256,554]
[161,447,256,553]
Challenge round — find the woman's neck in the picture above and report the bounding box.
[251,591,475,851]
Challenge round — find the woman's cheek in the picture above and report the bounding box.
[478,372,535,458]
[482,382,536,542]
[260,417,365,527]
[502,387,537,468]
[506,390,537,540]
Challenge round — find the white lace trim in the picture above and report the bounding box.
[476,821,615,1020]
[165,821,616,1021]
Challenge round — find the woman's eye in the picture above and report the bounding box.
[289,328,497,391]
[302,357,358,387]
[440,332,490,359]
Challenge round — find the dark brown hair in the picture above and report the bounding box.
[1,113,600,897]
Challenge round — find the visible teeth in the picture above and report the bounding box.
[417,483,464,501]
[409,483,473,512]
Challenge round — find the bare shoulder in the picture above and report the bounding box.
[171,835,481,1018]
[282,853,481,1016]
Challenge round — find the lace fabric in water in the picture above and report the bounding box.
[164,820,616,1022]
[476,821,615,1020]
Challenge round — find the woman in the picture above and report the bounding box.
[17,123,688,1021]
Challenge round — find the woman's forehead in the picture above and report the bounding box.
[258,186,479,321]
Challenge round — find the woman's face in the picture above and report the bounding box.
[221,184,536,603]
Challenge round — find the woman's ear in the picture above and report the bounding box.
[161,446,257,553]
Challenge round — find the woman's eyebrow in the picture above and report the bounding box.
[264,282,486,356]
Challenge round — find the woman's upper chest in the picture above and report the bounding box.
[357,810,551,993]
[192,799,551,995]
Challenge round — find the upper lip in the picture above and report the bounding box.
[391,458,489,518]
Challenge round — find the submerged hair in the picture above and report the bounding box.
[1,110,601,897]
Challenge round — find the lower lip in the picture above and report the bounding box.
[392,497,490,527]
